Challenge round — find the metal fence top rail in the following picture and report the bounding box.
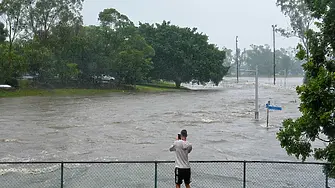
[0,160,329,165]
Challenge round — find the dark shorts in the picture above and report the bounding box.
[175,167,191,185]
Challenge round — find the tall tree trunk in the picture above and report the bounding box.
[175,80,181,88]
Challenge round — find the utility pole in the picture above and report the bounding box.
[238,67,259,121]
[303,39,310,84]
[255,65,259,120]
[272,25,277,85]
[236,36,239,83]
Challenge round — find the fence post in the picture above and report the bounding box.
[61,162,64,188]
[154,161,158,188]
[325,164,329,188]
[326,172,329,188]
[243,161,246,188]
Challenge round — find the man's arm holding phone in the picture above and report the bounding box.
[187,143,192,153]
[169,135,179,151]
[169,143,176,151]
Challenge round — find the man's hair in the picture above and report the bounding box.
[181,129,187,137]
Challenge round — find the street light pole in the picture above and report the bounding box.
[272,25,277,85]
[236,36,239,83]
[238,68,259,121]
[255,65,259,120]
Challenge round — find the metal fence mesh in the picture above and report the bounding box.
[329,177,335,187]
[0,163,60,188]
[246,162,326,188]
[0,161,333,188]
[191,162,243,188]
[63,163,154,188]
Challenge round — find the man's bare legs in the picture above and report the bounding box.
[176,183,190,188]
[175,184,190,188]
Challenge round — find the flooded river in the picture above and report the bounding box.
[0,77,303,162]
[2,76,330,188]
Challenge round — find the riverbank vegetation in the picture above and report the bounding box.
[0,80,189,98]
[276,0,335,177]
[226,45,304,77]
[0,1,229,94]
[0,85,188,98]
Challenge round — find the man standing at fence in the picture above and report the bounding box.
[169,129,193,188]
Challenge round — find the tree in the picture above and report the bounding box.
[0,43,26,86]
[276,0,314,58]
[0,0,29,84]
[68,26,99,81]
[0,0,84,86]
[26,0,85,84]
[22,39,54,81]
[223,47,234,75]
[138,21,229,88]
[0,21,7,43]
[115,35,154,85]
[223,48,233,66]
[242,44,303,76]
[0,22,7,82]
[80,25,111,77]
[207,45,229,85]
[277,0,335,176]
[0,5,232,89]
[98,8,133,29]
[48,22,83,84]
[96,8,134,75]
[59,62,80,85]
[0,0,28,51]
[25,0,84,42]
[97,8,155,86]
[98,8,134,53]
[278,53,292,76]
[243,45,273,76]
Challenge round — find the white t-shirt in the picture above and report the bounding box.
[169,140,193,168]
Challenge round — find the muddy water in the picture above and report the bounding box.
[2,77,332,188]
[0,77,303,162]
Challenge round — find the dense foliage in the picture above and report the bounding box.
[228,44,304,76]
[277,0,335,176]
[0,2,229,88]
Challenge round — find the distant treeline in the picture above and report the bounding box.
[0,1,229,88]
[224,45,304,77]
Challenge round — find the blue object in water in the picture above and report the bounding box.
[266,104,282,110]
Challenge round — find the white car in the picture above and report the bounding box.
[0,84,12,88]
[0,84,13,90]
[92,74,115,83]
[101,74,115,81]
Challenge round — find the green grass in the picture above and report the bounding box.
[0,83,189,98]
[150,80,177,88]
[139,80,188,90]
[0,88,123,98]
[135,85,176,92]
[18,79,31,89]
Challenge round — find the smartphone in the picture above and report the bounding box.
[178,134,181,140]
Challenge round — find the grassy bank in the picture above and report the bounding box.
[225,75,304,78]
[138,80,188,91]
[0,89,119,98]
[0,83,188,98]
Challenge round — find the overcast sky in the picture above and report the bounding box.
[82,0,300,51]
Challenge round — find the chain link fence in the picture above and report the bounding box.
[0,162,60,188]
[157,161,244,188]
[63,162,155,188]
[0,161,332,188]
[246,161,330,188]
